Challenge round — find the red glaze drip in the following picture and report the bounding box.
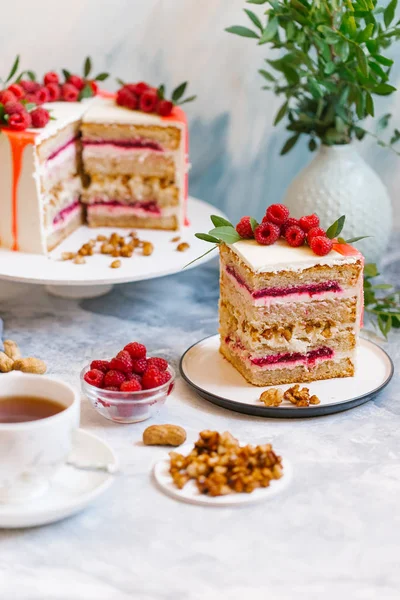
[2,128,37,251]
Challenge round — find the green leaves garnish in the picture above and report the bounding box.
[326,215,346,239]
[210,215,233,228]
[5,55,20,84]
[171,82,197,106]
[78,84,93,101]
[195,233,220,244]
[208,226,242,244]
[84,57,92,78]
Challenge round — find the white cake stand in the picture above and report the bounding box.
[0,197,222,298]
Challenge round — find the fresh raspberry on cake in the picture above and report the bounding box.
[299,213,320,232]
[20,80,40,93]
[236,216,254,239]
[157,99,173,117]
[84,368,104,388]
[265,204,290,226]
[124,342,146,359]
[7,84,24,99]
[132,358,148,375]
[30,108,50,128]
[24,93,38,104]
[147,357,168,372]
[116,87,138,110]
[8,111,32,131]
[90,359,110,373]
[128,82,149,96]
[45,83,61,101]
[44,72,59,85]
[104,369,126,388]
[142,367,166,389]
[281,217,299,236]
[254,222,280,245]
[67,75,84,90]
[307,227,326,244]
[285,225,306,247]
[61,83,79,102]
[109,350,133,373]
[140,89,158,113]
[36,87,50,105]
[310,235,333,256]
[0,90,17,104]
[4,101,24,115]
[120,379,142,392]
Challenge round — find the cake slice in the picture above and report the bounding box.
[219,239,364,386]
[80,99,188,231]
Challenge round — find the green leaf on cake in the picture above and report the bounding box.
[249,217,259,231]
[208,226,242,244]
[79,84,94,101]
[5,55,20,83]
[23,103,36,112]
[172,82,188,103]
[116,78,126,87]
[62,69,71,81]
[0,104,5,123]
[326,215,346,239]
[95,72,109,81]
[225,26,260,39]
[345,236,371,243]
[84,57,92,78]
[195,233,221,244]
[210,215,233,228]
[183,245,219,269]
[157,84,165,100]
[177,95,197,105]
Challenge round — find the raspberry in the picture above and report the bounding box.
[120,379,142,392]
[158,371,172,385]
[20,80,40,93]
[90,359,110,373]
[4,101,24,115]
[46,83,61,101]
[126,372,142,383]
[127,82,149,96]
[140,89,158,113]
[104,369,126,388]
[132,358,148,375]
[89,81,98,94]
[116,87,138,110]
[310,235,333,256]
[124,342,146,359]
[8,111,31,131]
[36,87,50,105]
[281,217,299,237]
[31,108,50,128]
[299,213,320,232]
[142,367,166,389]
[306,227,326,244]
[7,84,24,99]
[103,386,119,392]
[67,75,84,90]
[44,72,59,85]
[61,83,79,102]
[157,99,173,117]
[0,90,16,104]
[24,93,38,104]
[235,216,254,239]
[84,368,104,388]
[254,221,280,245]
[147,357,168,372]
[265,204,290,226]
[109,350,133,374]
[285,225,306,247]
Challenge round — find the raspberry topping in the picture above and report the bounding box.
[140,90,158,113]
[61,83,79,102]
[120,379,142,392]
[299,214,320,232]
[36,87,50,105]
[132,358,148,375]
[281,217,299,236]
[67,75,84,90]
[45,83,61,102]
[8,111,32,131]
[265,204,290,226]
[116,87,138,110]
[129,82,150,96]
[109,350,133,374]
[236,216,254,239]
[90,359,110,373]
[4,101,24,115]
[0,90,17,104]
[84,369,104,388]
[30,108,50,128]
[147,357,168,372]
[104,370,126,388]
[44,72,59,85]
[285,225,306,247]
[124,342,147,359]
[142,367,167,389]
[20,80,40,93]
[7,84,24,99]
[254,221,280,245]
[89,81,98,94]
[307,227,326,244]
[309,235,333,256]
[157,99,173,117]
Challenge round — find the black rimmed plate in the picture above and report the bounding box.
[179,335,394,418]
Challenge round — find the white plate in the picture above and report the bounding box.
[0,429,117,528]
[0,197,222,287]
[153,443,292,506]
[180,335,394,418]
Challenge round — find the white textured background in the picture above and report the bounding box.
[1,0,400,227]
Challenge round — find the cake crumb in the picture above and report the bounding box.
[97,234,107,242]
[61,252,75,261]
[171,236,181,243]
[177,242,190,252]
[283,385,320,407]
[259,388,283,407]
[73,255,86,265]
[142,242,154,256]
[110,260,121,269]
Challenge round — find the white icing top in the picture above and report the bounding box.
[30,100,97,143]
[82,98,184,128]
[228,239,360,274]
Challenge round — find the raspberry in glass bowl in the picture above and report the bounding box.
[80,360,175,424]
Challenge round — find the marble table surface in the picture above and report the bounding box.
[0,240,399,600]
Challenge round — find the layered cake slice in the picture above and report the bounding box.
[80,99,188,231]
[219,239,364,386]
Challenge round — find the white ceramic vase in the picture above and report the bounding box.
[284,144,392,264]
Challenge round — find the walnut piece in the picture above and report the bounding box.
[259,388,283,407]
[283,385,321,407]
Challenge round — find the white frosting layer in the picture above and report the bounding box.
[30,100,97,143]
[229,239,360,274]
[82,98,185,128]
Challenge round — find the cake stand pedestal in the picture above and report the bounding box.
[0,197,221,299]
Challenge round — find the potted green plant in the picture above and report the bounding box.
[226,0,400,263]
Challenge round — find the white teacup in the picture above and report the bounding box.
[0,372,80,504]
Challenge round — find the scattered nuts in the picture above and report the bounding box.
[3,339,22,361]
[110,260,121,269]
[111,248,121,257]
[101,243,114,254]
[97,234,107,242]
[142,242,154,256]
[73,255,86,265]
[0,351,14,373]
[283,385,320,407]
[13,358,47,375]
[171,236,181,243]
[143,424,187,447]
[61,252,76,261]
[259,388,283,407]
[177,242,190,252]
[310,395,321,405]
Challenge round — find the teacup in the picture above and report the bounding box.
[0,372,80,504]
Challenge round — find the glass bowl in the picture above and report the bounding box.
[80,363,175,424]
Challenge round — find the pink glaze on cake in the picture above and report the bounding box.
[88,200,161,214]
[251,346,334,367]
[82,138,163,151]
[53,199,81,226]
[47,137,78,162]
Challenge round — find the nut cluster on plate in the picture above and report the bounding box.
[259,386,321,408]
[0,339,46,374]
[169,430,283,496]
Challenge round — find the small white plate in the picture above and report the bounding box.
[180,335,394,418]
[153,443,292,506]
[0,429,117,528]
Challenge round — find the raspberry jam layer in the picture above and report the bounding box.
[53,200,81,225]
[82,139,163,151]
[47,137,78,162]
[251,346,334,367]
[225,265,342,298]
[89,200,161,214]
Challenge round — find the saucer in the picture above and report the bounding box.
[0,429,117,528]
